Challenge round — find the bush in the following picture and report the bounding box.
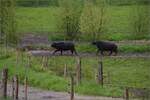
[130,5,150,38]
[57,0,82,40]
[80,0,108,41]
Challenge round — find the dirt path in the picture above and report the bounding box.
[7,85,127,100]
[28,50,150,58]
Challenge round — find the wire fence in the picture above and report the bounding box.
[0,49,150,100]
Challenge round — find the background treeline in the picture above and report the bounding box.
[16,0,150,7]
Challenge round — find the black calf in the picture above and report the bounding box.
[92,41,118,56]
[51,42,77,55]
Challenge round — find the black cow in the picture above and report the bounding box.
[51,42,77,55]
[92,41,118,56]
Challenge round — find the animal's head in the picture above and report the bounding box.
[92,41,98,45]
[51,42,57,48]
[92,41,103,44]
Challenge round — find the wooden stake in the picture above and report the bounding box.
[42,56,48,68]
[76,57,82,84]
[70,75,74,100]
[64,64,68,78]
[14,75,19,100]
[1,68,8,98]
[24,77,28,100]
[125,88,129,100]
[12,77,15,99]
[97,61,103,86]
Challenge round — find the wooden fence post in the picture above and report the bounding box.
[125,88,129,100]
[97,61,103,86]
[1,68,8,99]
[24,77,28,100]
[64,64,68,78]
[42,56,49,68]
[12,77,15,99]
[70,75,74,100]
[14,75,19,100]
[76,57,82,84]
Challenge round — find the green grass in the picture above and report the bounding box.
[119,44,150,53]
[16,7,60,33]
[15,5,150,41]
[0,50,149,97]
[0,97,12,100]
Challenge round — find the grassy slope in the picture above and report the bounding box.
[0,51,149,97]
[16,5,150,41]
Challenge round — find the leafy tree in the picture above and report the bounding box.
[80,0,107,40]
[0,0,18,45]
[130,5,150,39]
[57,0,83,40]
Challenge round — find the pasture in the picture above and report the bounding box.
[16,5,150,41]
[0,0,150,99]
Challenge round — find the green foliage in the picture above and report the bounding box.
[80,0,107,40]
[15,5,150,41]
[0,0,19,45]
[57,0,82,40]
[130,5,150,37]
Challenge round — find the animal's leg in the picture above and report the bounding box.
[100,50,104,56]
[71,48,77,55]
[109,51,113,56]
[60,50,63,55]
[114,49,118,56]
[70,50,74,55]
[53,49,59,54]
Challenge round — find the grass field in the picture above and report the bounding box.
[0,50,149,97]
[0,4,149,98]
[16,5,150,41]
